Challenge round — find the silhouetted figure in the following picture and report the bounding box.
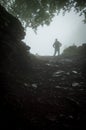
[53,39,62,56]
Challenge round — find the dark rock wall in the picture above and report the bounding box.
[0,5,32,129]
[0,4,31,78]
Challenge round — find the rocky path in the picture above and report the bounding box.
[21,55,86,129]
[1,55,86,129]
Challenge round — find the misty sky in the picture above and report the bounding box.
[24,10,86,56]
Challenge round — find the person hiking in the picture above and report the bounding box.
[53,38,62,56]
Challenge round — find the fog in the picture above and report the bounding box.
[24,10,86,56]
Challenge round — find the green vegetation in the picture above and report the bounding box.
[62,43,86,56]
[0,0,86,29]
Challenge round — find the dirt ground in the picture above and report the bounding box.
[1,55,86,129]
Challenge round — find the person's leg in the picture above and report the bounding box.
[58,48,60,56]
[54,49,56,56]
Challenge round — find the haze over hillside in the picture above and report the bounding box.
[24,10,86,56]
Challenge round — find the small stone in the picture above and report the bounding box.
[24,83,28,86]
[32,83,38,88]
[55,86,61,88]
[72,82,79,87]
[72,70,78,74]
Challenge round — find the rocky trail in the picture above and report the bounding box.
[1,56,86,130]
[7,55,85,130]
[31,56,86,129]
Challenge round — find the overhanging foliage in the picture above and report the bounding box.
[0,0,86,29]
